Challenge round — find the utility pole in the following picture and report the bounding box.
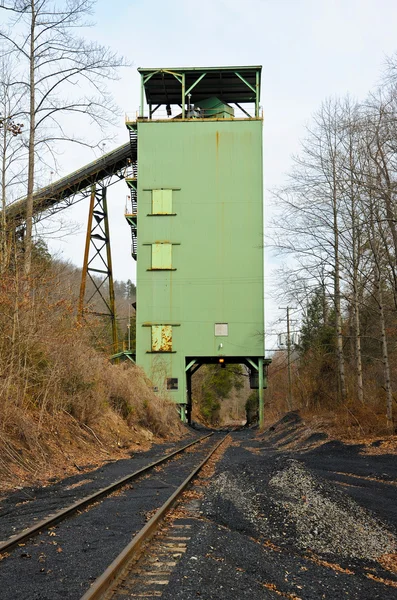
[286,306,292,411]
[279,306,296,411]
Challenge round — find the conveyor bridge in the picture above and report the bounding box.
[6,140,136,223]
[6,134,137,357]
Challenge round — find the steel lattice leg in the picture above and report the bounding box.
[79,185,118,354]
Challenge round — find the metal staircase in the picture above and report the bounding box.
[125,126,138,261]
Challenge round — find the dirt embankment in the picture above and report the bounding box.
[259,411,397,455]
[0,399,186,495]
[0,265,185,494]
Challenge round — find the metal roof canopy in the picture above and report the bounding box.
[138,66,262,119]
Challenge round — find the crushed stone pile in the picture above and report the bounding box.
[207,471,260,528]
[269,459,396,560]
[204,455,396,563]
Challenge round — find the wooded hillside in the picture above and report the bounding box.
[0,245,182,492]
[269,58,397,434]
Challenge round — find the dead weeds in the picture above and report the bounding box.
[333,471,397,486]
[65,479,94,490]
[260,581,302,600]
[0,268,186,496]
[197,436,234,484]
[379,553,397,575]
[362,438,397,456]
[366,572,397,588]
[304,553,354,575]
[244,445,263,455]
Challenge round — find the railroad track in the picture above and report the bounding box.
[0,433,213,553]
[80,434,228,600]
[0,432,227,600]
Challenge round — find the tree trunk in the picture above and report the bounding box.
[1,115,7,273]
[24,0,36,278]
[352,273,364,403]
[375,264,393,428]
[349,142,364,404]
[373,137,397,310]
[332,170,347,403]
[320,269,328,326]
[369,197,394,429]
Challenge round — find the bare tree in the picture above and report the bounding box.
[269,61,397,430]
[352,97,397,427]
[270,98,348,403]
[366,188,394,428]
[0,0,128,275]
[337,98,366,404]
[362,91,397,311]
[0,56,25,273]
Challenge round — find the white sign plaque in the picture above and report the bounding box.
[215,323,228,336]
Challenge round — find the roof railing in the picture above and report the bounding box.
[125,105,263,123]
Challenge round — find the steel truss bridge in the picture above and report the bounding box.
[6,135,138,355]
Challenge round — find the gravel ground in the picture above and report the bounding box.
[0,433,218,599]
[296,441,397,527]
[162,428,397,600]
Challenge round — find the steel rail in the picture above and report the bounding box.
[0,433,213,554]
[80,434,228,600]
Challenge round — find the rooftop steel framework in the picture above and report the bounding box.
[138,65,262,119]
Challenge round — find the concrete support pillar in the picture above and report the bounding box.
[180,404,187,423]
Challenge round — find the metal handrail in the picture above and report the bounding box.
[126,105,263,123]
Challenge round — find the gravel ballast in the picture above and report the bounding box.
[0,434,201,542]
[268,458,396,559]
[0,434,218,599]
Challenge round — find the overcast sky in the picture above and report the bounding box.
[44,0,397,350]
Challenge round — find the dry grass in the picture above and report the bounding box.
[265,349,396,440]
[298,406,397,447]
[379,553,397,575]
[0,262,184,492]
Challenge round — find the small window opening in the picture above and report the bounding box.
[167,378,178,390]
[151,242,172,269]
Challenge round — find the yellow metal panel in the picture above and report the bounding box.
[152,189,173,214]
[151,325,172,352]
[152,242,172,269]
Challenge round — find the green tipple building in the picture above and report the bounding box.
[126,66,267,422]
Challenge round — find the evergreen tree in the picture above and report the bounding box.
[300,288,334,354]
